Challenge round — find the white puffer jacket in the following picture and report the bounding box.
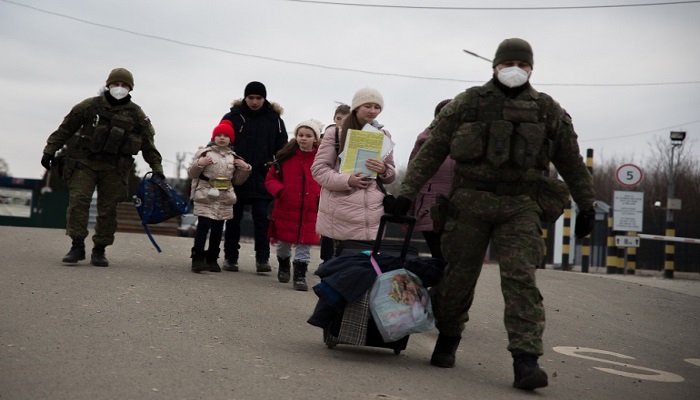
[187,146,251,221]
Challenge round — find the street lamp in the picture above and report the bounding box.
[664,131,686,278]
[462,49,492,63]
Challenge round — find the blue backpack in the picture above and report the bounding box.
[133,172,189,252]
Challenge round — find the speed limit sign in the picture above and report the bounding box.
[616,164,643,187]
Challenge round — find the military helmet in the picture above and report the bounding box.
[492,38,534,68]
[106,68,134,89]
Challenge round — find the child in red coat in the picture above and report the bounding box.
[265,119,324,291]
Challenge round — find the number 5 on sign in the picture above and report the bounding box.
[616,164,643,187]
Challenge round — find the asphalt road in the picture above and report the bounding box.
[1,226,699,400]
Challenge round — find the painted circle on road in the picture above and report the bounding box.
[616,164,643,187]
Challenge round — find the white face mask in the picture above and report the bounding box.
[109,86,129,100]
[497,66,530,88]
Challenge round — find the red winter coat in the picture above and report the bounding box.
[265,148,321,245]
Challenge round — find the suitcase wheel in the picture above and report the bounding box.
[323,328,337,349]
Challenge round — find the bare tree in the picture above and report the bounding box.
[0,158,9,177]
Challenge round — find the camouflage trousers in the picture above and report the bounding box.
[433,189,546,356]
[66,165,128,247]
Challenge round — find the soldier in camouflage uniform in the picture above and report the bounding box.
[389,38,596,390]
[41,68,164,267]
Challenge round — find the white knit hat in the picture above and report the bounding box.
[351,87,384,111]
[294,118,325,139]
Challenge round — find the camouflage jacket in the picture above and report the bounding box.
[400,79,594,211]
[43,94,163,173]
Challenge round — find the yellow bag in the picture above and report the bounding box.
[210,177,231,191]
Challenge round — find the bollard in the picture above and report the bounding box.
[606,211,619,274]
[664,221,676,279]
[626,231,637,274]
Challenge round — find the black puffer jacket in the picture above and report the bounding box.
[222,99,288,200]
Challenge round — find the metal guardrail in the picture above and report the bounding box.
[638,233,700,245]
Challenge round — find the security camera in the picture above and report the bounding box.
[654,201,661,208]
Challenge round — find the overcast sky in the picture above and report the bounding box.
[1,0,698,181]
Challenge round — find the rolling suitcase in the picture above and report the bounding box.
[321,214,419,355]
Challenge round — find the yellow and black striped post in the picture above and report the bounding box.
[664,221,676,279]
[626,231,637,274]
[606,210,619,274]
[581,149,594,273]
[561,201,572,271]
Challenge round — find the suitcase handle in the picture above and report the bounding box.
[372,214,416,260]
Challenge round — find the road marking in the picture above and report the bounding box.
[553,346,684,382]
[685,358,700,367]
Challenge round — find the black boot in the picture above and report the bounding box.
[430,334,461,368]
[277,256,291,283]
[292,261,308,291]
[191,247,207,273]
[512,354,548,390]
[206,248,221,272]
[90,245,109,267]
[62,239,85,264]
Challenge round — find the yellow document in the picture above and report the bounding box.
[339,129,386,178]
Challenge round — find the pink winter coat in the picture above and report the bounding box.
[407,128,455,232]
[265,147,321,245]
[187,146,251,221]
[311,126,396,241]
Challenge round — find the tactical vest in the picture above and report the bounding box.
[74,98,143,161]
[449,90,552,170]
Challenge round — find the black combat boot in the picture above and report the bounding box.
[292,260,308,291]
[206,248,222,272]
[277,256,291,283]
[430,334,461,368]
[90,245,109,267]
[191,247,207,273]
[62,239,86,264]
[512,353,548,390]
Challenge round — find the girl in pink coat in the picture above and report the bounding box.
[265,119,324,291]
[311,88,396,246]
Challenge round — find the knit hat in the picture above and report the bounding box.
[212,120,235,142]
[244,81,267,98]
[492,38,534,68]
[294,118,324,139]
[106,68,134,89]
[351,87,384,111]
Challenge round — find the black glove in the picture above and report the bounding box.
[153,171,165,180]
[387,195,412,217]
[41,153,54,170]
[575,208,596,239]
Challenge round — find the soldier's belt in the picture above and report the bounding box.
[462,181,531,196]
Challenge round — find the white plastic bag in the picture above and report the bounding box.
[368,255,435,342]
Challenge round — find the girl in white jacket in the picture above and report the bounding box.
[187,120,251,273]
